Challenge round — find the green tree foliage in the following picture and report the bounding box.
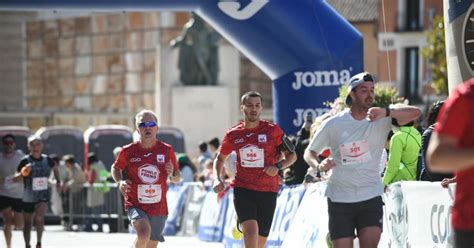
[422,16,448,95]
[325,84,404,113]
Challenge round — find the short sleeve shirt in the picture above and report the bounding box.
[113,141,179,216]
[219,120,283,192]
[0,150,25,198]
[307,110,392,202]
[435,79,474,230]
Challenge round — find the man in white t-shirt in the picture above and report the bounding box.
[0,134,25,248]
[304,72,421,248]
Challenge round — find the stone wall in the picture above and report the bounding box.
[23,12,183,130]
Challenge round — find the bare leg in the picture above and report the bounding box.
[241,219,259,248]
[34,202,47,246]
[332,237,354,248]
[2,208,13,248]
[23,212,34,248]
[132,218,151,248]
[257,235,269,248]
[146,240,158,248]
[358,226,382,248]
[14,211,24,230]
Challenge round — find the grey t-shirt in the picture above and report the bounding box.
[0,150,25,198]
[307,110,391,203]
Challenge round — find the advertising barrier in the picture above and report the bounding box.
[178,183,208,236]
[197,190,229,242]
[385,181,455,247]
[221,189,243,248]
[266,184,306,247]
[164,184,190,235]
[281,182,329,248]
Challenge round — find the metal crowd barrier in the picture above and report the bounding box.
[46,183,127,233]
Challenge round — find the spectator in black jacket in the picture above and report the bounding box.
[419,100,453,181]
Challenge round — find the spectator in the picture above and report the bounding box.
[61,155,86,194]
[85,153,109,232]
[177,153,197,183]
[382,120,421,186]
[208,137,220,157]
[197,142,212,172]
[419,100,453,181]
[48,154,68,227]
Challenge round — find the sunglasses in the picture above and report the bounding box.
[3,140,15,145]
[138,121,157,128]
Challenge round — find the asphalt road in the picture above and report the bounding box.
[0,226,224,248]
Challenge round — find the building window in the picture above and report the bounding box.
[406,0,421,31]
[404,47,420,102]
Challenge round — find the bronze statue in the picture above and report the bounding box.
[170,13,220,86]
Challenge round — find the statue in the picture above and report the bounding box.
[170,13,220,86]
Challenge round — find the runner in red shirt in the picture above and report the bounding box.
[213,91,297,248]
[428,78,474,247]
[111,110,180,248]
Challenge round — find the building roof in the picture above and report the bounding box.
[326,0,379,22]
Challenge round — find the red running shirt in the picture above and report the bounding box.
[220,120,284,192]
[435,79,474,230]
[113,141,179,216]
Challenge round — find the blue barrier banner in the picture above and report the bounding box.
[163,184,190,235]
[178,183,208,236]
[281,183,328,248]
[265,185,306,247]
[197,190,229,242]
[221,188,244,248]
[197,0,363,134]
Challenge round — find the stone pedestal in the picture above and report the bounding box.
[156,43,240,155]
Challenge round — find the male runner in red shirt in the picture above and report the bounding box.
[428,78,474,248]
[112,110,181,248]
[213,91,297,248]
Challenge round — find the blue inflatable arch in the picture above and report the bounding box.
[0,0,363,134]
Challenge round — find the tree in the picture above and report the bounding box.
[422,15,448,95]
[325,84,404,114]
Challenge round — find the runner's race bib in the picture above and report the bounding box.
[32,177,48,191]
[138,184,162,204]
[339,140,372,165]
[239,144,264,168]
[2,175,15,190]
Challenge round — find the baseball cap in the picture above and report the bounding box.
[27,135,42,144]
[345,72,376,106]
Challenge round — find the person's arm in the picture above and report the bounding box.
[382,135,403,185]
[166,149,181,183]
[212,152,229,193]
[304,121,332,171]
[367,106,421,125]
[427,133,474,172]
[12,158,28,182]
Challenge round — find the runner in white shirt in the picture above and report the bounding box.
[304,72,421,248]
[0,134,25,248]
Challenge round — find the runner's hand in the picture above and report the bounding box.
[366,107,386,122]
[213,179,225,193]
[319,157,335,171]
[441,178,454,188]
[165,160,173,176]
[263,165,279,177]
[21,164,32,177]
[118,179,132,195]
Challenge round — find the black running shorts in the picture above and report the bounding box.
[233,187,278,237]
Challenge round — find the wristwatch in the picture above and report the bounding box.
[275,161,283,171]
